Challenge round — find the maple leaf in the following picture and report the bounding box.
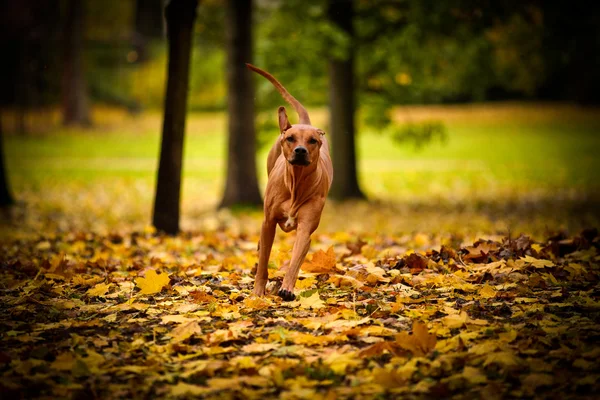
[462,366,487,384]
[170,382,209,397]
[519,255,554,269]
[442,311,468,329]
[242,343,280,354]
[403,252,428,274]
[395,321,437,357]
[301,246,336,273]
[463,241,498,261]
[298,291,326,309]
[86,282,110,297]
[169,321,202,343]
[135,269,170,295]
[243,296,271,310]
[478,284,497,299]
[189,290,217,304]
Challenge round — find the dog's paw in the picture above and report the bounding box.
[277,289,296,301]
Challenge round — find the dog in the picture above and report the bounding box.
[246,63,333,301]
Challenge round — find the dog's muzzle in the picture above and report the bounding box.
[289,146,310,166]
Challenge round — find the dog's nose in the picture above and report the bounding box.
[294,146,308,155]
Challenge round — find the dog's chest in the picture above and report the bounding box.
[276,199,297,232]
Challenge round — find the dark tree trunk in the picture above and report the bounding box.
[0,114,14,207]
[152,0,198,235]
[134,0,165,62]
[327,0,365,200]
[219,0,262,208]
[62,0,91,126]
[135,0,164,39]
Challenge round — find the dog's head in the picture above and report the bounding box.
[277,106,325,167]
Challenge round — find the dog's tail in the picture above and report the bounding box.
[246,63,311,125]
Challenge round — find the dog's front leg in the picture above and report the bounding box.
[278,224,313,301]
[254,219,276,296]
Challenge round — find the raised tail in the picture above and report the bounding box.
[246,63,311,125]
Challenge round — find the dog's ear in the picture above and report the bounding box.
[278,106,292,133]
[316,129,325,136]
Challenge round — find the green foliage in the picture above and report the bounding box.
[390,121,447,151]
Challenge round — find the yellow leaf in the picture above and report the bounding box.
[170,382,209,397]
[323,351,361,374]
[161,315,195,324]
[327,274,364,289]
[135,269,170,295]
[498,329,518,343]
[395,321,437,357]
[298,292,326,309]
[82,349,105,374]
[170,321,202,343]
[479,284,497,299]
[51,352,76,371]
[301,246,336,273]
[462,366,487,384]
[295,277,316,289]
[442,311,468,329]
[520,255,554,269]
[86,282,111,297]
[565,263,587,278]
[243,296,271,310]
[242,343,280,354]
[372,368,406,389]
[483,351,520,368]
[361,245,379,259]
[359,325,396,337]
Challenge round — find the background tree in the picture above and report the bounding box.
[0,114,14,207]
[134,0,164,62]
[62,0,91,126]
[327,0,364,200]
[219,0,262,208]
[152,0,199,234]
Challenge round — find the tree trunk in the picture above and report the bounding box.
[152,0,198,235]
[327,0,365,200]
[134,0,165,62]
[219,0,262,208]
[0,114,14,207]
[62,0,91,126]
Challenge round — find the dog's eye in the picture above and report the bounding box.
[286,136,295,142]
[308,138,318,145]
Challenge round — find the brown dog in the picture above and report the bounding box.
[246,64,333,301]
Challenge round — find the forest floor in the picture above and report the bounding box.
[1,103,599,398]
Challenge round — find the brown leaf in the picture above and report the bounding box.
[189,290,217,304]
[395,321,437,357]
[462,241,498,262]
[346,238,367,257]
[301,246,337,273]
[404,253,428,274]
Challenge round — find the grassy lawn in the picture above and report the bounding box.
[3,102,600,237]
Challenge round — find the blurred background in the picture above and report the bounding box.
[0,0,599,239]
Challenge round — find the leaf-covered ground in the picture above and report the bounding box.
[2,104,599,398]
[2,224,600,399]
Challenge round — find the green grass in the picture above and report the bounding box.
[6,103,600,198]
[3,102,600,237]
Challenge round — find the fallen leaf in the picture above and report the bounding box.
[169,321,202,343]
[298,292,326,309]
[135,269,170,295]
[86,282,111,297]
[301,246,336,273]
[395,320,437,357]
